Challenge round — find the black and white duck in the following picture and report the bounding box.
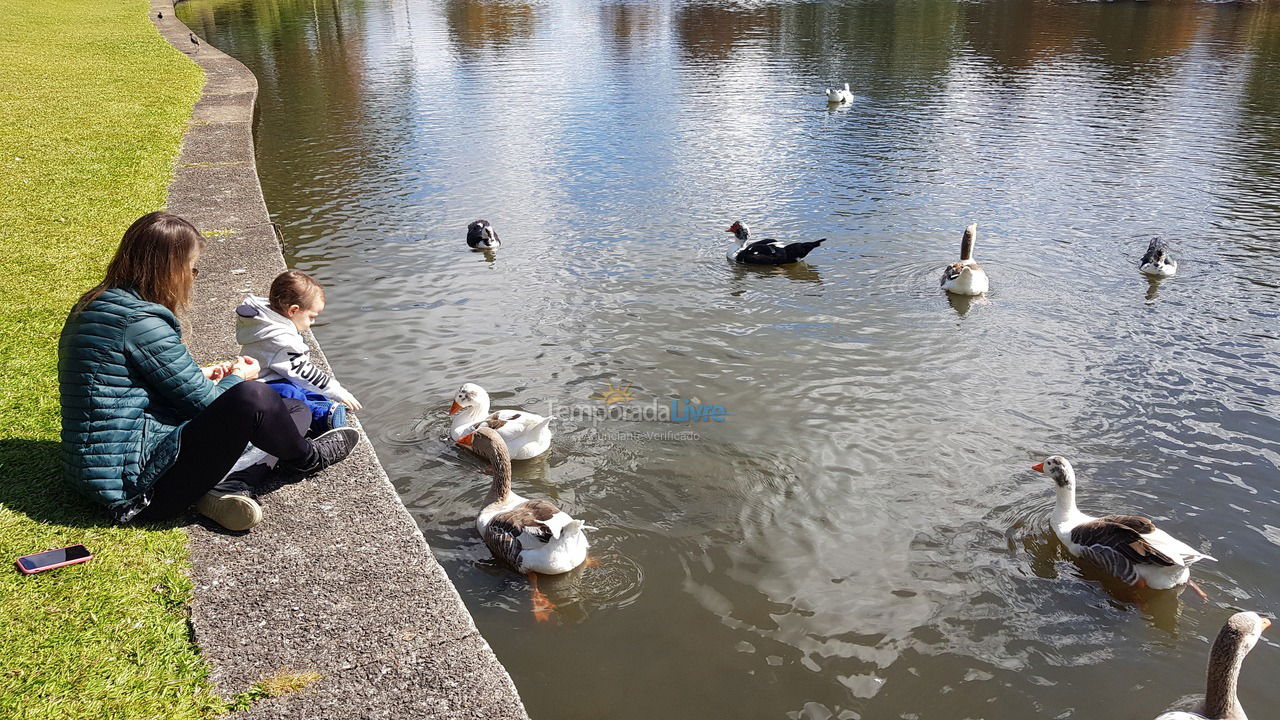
[1034,456,1215,593]
[1155,611,1269,720]
[466,219,501,250]
[1140,237,1178,278]
[725,221,825,265]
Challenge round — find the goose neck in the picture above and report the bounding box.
[1203,636,1247,719]
[484,443,513,506]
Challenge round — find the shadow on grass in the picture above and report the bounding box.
[0,438,199,533]
[0,438,119,530]
[0,438,301,537]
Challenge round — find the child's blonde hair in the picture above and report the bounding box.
[269,270,324,314]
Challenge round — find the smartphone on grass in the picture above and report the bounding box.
[15,545,93,575]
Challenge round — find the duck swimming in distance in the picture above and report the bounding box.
[1155,611,1269,720]
[466,219,501,250]
[1034,456,1215,595]
[471,426,593,621]
[725,221,826,265]
[450,383,552,460]
[825,83,853,104]
[1140,237,1177,278]
[939,223,989,296]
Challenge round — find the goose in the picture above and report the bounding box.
[1155,611,1270,720]
[1140,237,1177,278]
[466,219,501,250]
[940,223,989,296]
[1033,456,1215,595]
[825,83,853,104]
[725,221,825,265]
[449,383,552,460]
[470,426,593,621]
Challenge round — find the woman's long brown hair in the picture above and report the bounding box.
[75,212,205,314]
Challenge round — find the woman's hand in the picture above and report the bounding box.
[229,356,259,381]
[201,360,234,381]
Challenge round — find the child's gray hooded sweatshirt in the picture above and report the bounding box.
[234,294,356,406]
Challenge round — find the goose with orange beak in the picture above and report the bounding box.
[449,383,552,460]
[1034,455,1215,595]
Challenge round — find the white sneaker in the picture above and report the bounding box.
[196,491,263,531]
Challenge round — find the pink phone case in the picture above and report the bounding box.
[15,545,93,575]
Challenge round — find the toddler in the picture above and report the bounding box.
[236,270,362,435]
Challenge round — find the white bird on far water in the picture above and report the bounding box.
[825,83,853,104]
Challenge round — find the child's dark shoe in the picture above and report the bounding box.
[279,427,360,479]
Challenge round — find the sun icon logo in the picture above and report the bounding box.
[591,382,637,405]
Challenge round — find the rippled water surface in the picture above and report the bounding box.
[178,0,1280,716]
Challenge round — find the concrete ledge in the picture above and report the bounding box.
[151,3,529,717]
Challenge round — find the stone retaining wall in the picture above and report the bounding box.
[151,3,529,717]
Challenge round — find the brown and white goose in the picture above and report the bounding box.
[1156,611,1270,720]
[940,223,989,295]
[471,426,592,621]
[1033,456,1215,592]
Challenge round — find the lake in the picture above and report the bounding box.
[176,0,1280,717]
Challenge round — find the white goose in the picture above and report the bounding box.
[1140,236,1178,278]
[940,223,989,296]
[449,383,552,460]
[1155,611,1269,720]
[1034,456,1215,593]
[471,426,593,621]
[825,82,853,104]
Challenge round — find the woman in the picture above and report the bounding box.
[58,212,359,531]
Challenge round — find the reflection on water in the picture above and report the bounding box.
[178,0,1280,717]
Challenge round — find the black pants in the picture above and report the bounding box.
[135,381,311,522]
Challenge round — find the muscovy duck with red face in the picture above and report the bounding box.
[725,221,825,265]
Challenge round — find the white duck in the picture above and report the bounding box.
[471,426,593,621]
[449,383,552,460]
[1155,611,1269,720]
[825,82,853,104]
[940,223,989,296]
[1034,456,1215,593]
[1140,236,1178,278]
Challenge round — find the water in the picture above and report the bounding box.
[177,1,1280,717]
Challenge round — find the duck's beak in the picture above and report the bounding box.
[449,401,463,415]
[1032,462,1045,473]
[457,433,474,447]
[725,226,735,233]
[1263,617,1272,631]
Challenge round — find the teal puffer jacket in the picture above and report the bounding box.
[58,287,241,520]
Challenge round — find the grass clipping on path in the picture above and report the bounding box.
[0,0,223,717]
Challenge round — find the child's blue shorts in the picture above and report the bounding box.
[265,379,346,436]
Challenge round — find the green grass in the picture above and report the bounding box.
[0,0,228,717]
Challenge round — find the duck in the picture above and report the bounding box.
[466,219,501,250]
[449,383,552,460]
[940,223,989,296]
[1140,236,1177,278]
[725,221,826,265]
[825,83,853,104]
[1155,611,1270,720]
[470,426,593,621]
[1033,456,1215,594]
